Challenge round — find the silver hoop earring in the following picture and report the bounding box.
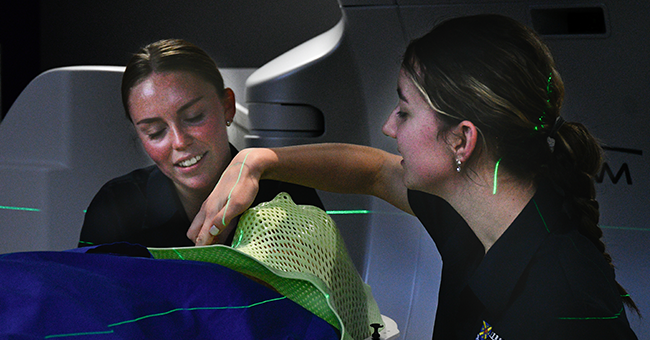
[455,159,462,173]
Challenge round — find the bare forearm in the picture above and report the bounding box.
[249,143,388,196]
[245,143,411,213]
[190,143,410,245]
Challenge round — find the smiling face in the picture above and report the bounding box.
[128,71,235,199]
[382,68,457,195]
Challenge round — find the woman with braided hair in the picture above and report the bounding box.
[190,14,639,339]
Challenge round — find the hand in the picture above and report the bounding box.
[187,150,262,245]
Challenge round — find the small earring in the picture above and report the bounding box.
[455,159,462,173]
[226,120,232,127]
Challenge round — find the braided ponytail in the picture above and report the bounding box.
[548,122,640,314]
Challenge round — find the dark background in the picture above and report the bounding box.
[0,0,342,118]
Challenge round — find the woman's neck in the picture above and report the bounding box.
[444,168,537,254]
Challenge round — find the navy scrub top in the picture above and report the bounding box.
[408,182,638,339]
[79,145,324,248]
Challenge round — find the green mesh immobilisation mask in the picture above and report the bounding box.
[148,192,382,340]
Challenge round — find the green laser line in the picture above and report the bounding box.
[557,307,623,320]
[222,151,250,227]
[0,205,40,212]
[107,296,287,327]
[44,330,115,339]
[492,158,502,195]
[532,199,550,233]
[326,210,372,215]
[44,297,288,338]
[172,248,185,260]
[326,210,410,216]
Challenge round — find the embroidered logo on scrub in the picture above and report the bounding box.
[476,321,503,340]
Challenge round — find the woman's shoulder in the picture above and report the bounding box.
[80,166,159,247]
[100,165,158,190]
[545,229,616,286]
[507,230,637,338]
[87,165,160,211]
[531,229,623,316]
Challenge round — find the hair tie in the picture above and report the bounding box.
[547,116,565,152]
[548,116,565,138]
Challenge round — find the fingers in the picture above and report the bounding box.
[189,149,264,246]
[190,198,225,246]
[193,181,235,245]
[194,193,246,246]
[187,209,208,243]
[197,222,224,246]
[188,180,229,246]
[195,215,221,246]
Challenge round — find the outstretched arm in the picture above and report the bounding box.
[188,143,412,245]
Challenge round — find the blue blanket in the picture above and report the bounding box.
[0,244,338,339]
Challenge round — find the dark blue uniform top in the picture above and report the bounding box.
[408,182,638,339]
[79,145,324,248]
